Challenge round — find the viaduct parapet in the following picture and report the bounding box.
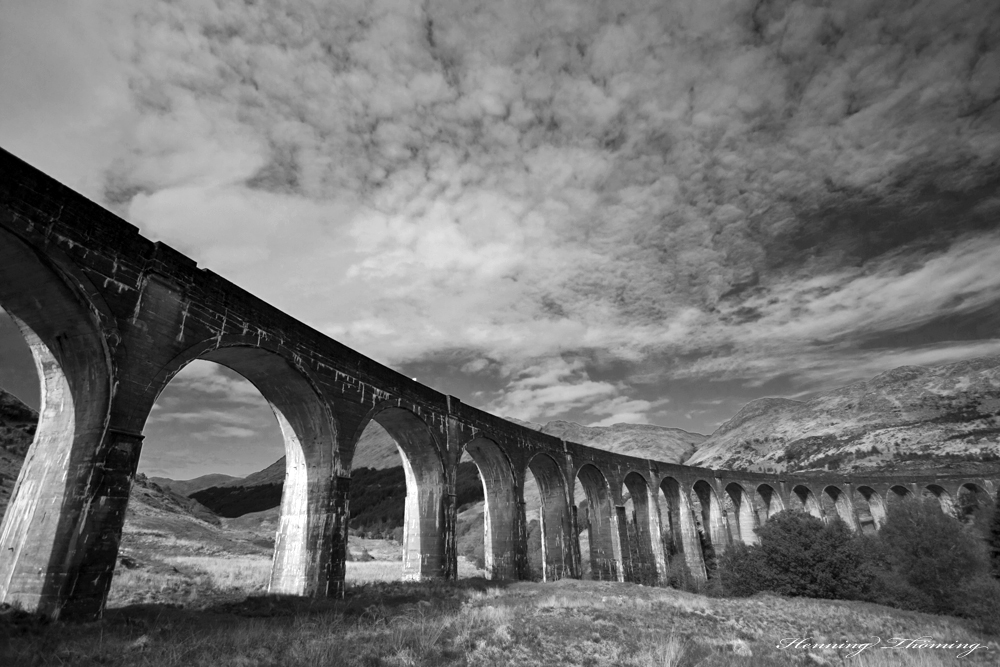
[0,148,996,620]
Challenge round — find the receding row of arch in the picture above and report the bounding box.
[0,220,994,607]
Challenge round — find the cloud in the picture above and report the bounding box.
[159,360,269,405]
[485,357,619,422]
[0,0,135,201]
[585,396,668,427]
[5,0,1000,438]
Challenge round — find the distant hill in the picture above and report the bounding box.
[150,473,243,497]
[532,420,705,463]
[687,357,1000,473]
[0,388,36,514]
[191,462,485,535]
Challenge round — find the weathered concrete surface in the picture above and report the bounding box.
[1,147,998,619]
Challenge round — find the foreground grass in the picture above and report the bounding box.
[3,577,997,666]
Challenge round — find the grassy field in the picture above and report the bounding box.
[2,479,996,666]
[3,564,997,666]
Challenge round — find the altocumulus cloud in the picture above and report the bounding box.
[2,0,1000,432]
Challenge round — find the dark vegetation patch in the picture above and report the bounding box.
[192,463,485,535]
[713,495,1000,635]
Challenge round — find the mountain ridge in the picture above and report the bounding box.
[687,356,1000,473]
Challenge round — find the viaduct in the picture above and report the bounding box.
[0,147,997,620]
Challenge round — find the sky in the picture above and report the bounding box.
[2,0,1000,479]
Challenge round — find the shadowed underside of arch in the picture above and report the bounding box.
[576,464,620,581]
[621,472,659,585]
[691,480,728,574]
[194,346,340,597]
[659,477,706,581]
[755,483,784,525]
[527,453,576,581]
[463,436,520,580]
[821,485,858,531]
[355,406,446,581]
[724,483,758,545]
[790,485,824,520]
[853,486,887,533]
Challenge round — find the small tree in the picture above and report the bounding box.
[873,496,990,614]
[717,510,873,600]
[871,495,1000,632]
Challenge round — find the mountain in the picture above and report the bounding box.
[687,357,1000,473]
[534,420,705,463]
[0,388,36,515]
[150,473,243,497]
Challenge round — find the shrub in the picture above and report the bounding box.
[664,553,701,594]
[872,496,988,615]
[955,574,1000,634]
[715,543,765,597]
[717,510,874,600]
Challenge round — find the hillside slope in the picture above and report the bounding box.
[687,357,1000,473]
[0,388,35,514]
[534,420,705,463]
[151,473,243,497]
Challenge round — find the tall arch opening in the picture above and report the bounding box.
[821,485,857,530]
[659,477,706,582]
[111,360,288,601]
[790,484,824,519]
[957,483,993,529]
[724,483,758,545]
[922,484,955,516]
[886,485,913,512]
[621,472,658,585]
[526,453,574,581]
[460,436,516,580]
[852,486,887,533]
[108,344,340,603]
[690,480,727,576]
[754,484,784,525]
[575,464,619,581]
[349,406,446,581]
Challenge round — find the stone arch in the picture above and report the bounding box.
[853,486,887,533]
[724,483,759,545]
[922,484,956,516]
[575,463,620,581]
[790,484,824,519]
[886,484,913,511]
[526,453,575,581]
[350,403,446,580]
[461,435,518,580]
[659,476,706,581]
[957,482,993,526]
[139,342,342,597]
[821,485,858,530]
[621,471,658,584]
[691,480,728,574]
[0,226,116,619]
[754,483,784,525]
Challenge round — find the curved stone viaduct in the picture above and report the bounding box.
[1,147,997,620]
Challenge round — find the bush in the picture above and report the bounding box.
[664,553,701,594]
[872,496,988,615]
[715,543,765,597]
[718,510,874,600]
[955,575,1000,634]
